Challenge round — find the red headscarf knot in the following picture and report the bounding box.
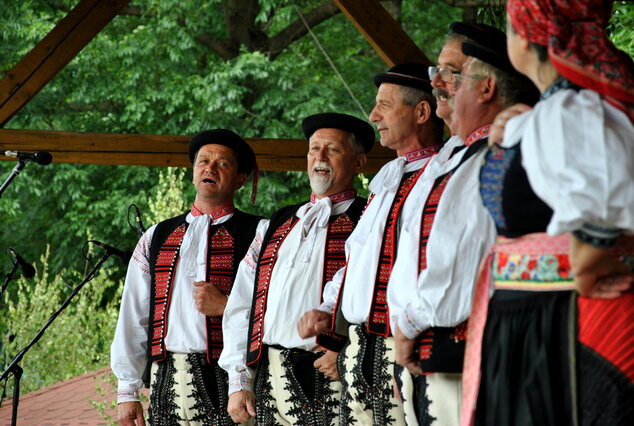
[507,0,634,110]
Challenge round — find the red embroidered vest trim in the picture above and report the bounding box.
[315,214,356,349]
[416,171,469,373]
[150,224,188,360]
[419,173,452,271]
[205,226,235,362]
[367,167,425,337]
[246,217,298,365]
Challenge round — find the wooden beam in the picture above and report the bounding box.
[333,0,432,66]
[0,129,395,173]
[0,0,132,127]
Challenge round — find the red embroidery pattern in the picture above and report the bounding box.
[191,204,235,220]
[451,322,468,342]
[247,217,298,365]
[507,0,634,105]
[419,330,434,360]
[324,215,355,284]
[310,189,357,205]
[405,145,441,163]
[465,124,491,147]
[206,227,235,361]
[419,173,452,271]
[151,225,188,360]
[368,168,425,336]
[317,214,357,347]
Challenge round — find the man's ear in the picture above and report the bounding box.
[354,153,367,173]
[415,100,432,125]
[480,77,497,103]
[235,173,248,189]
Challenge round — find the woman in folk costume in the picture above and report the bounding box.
[460,0,634,425]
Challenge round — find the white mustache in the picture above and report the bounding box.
[312,161,333,173]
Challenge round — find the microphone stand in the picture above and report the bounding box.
[0,260,19,301]
[0,249,114,426]
[0,160,26,198]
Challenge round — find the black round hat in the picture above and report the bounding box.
[187,129,256,175]
[302,112,375,154]
[373,62,433,93]
[449,21,507,48]
[449,21,516,75]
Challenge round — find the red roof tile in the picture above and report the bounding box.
[0,367,149,426]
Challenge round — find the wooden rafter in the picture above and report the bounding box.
[0,129,395,173]
[0,0,132,127]
[333,0,432,66]
[0,0,424,171]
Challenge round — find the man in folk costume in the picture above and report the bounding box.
[218,112,373,425]
[389,24,540,425]
[298,64,446,425]
[111,129,263,425]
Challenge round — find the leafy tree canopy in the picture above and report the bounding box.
[0,0,462,278]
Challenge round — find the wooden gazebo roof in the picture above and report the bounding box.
[0,0,434,172]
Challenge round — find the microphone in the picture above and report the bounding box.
[4,151,53,166]
[91,240,132,263]
[8,248,36,278]
[133,205,146,237]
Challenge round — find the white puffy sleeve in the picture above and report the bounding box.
[218,218,269,394]
[509,89,634,241]
[398,151,496,339]
[110,224,156,402]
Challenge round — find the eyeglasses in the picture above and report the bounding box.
[427,66,460,83]
[454,73,487,89]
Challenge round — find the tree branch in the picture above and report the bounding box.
[267,1,341,59]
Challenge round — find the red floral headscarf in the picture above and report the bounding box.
[507,0,634,114]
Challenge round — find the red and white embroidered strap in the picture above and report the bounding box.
[246,217,298,365]
[191,204,235,220]
[317,214,357,348]
[405,145,442,163]
[367,166,426,337]
[419,173,452,271]
[205,226,235,362]
[151,224,188,360]
[465,124,491,147]
[310,189,357,205]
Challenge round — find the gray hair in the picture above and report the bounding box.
[347,132,366,155]
[398,86,445,134]
[468,58,537,107]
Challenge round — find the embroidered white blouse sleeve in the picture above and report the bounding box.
[110,224,157,402]
[510,89,634,236]
[218,219,269,395]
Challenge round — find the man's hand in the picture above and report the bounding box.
[297,310,331,338]
[193,281,228,316]
[394,325,422,376]
[227,390,256,423]
[118,401,145,425]
[314,350,340,380]
[489,103,532,146]
[571,237,633,299]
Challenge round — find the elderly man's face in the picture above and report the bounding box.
[307,128,365,197]
[431,38,468,126]
[368,83,418,153]
[450,57,488,141]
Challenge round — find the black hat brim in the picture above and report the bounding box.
[302,112,375,154]
[462,39,517,75]
[188,129,256,175]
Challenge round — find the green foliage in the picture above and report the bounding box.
[609,2,634,56]
[0,0,462,281]
[0,247,122,394]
